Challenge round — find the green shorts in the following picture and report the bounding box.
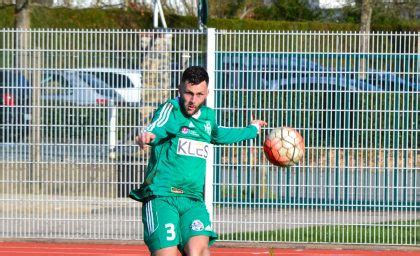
[142,196,217,253]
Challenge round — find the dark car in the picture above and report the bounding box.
[0,70,32,142]
[365,69,418,92]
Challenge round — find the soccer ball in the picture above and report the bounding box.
[263,127,305,167]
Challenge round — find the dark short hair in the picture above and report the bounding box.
[181,66,209,85]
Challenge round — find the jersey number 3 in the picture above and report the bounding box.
[165,223,176,241]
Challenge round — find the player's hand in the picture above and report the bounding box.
[135,132,156,149]
[251,120,268,127]
[251,120,267,134]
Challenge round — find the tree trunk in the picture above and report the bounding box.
[15,0,31,60]
[0,0,14,6]
[14,0,31,79]
[15,0,31,29]
[123,0,129,11]
[360,0,372,34]
[15,0,36,190]
[14,0,31,78]
[359,0,372,80]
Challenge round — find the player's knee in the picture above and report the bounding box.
[184,236,210,256]
[184,246,210,256]
[152,246,179,256]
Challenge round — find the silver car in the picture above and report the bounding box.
[41,70,118,106]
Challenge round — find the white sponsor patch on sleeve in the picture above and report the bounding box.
[177,138,210,159]
[191,220,204,231]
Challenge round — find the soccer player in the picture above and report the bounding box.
[130,66,267,256]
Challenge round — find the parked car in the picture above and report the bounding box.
[77,71,127,105]
[40,70,120,141]
[219,54,386,92]
[41,70,116,106]
[0,70,31,142]
[217,54,386,147]
[41,68,142,106]
[252,57,382,92]
[364,69,418,92]
[79,68,142,106]
[40,69,144,142]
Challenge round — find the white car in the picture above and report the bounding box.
[80,68,142,105]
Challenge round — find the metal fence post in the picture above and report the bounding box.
[108,101,117,159]
[205,28,216,221]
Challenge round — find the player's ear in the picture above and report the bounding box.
[178,83,183,94]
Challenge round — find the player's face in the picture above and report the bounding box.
[179,81,209,116]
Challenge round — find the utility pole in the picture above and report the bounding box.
[198,0,208,30]
[153,0,167,28]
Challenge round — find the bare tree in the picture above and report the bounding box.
[62,0,72,8]
[160,0,196,16]
[359,0,372,79]
[381,0,419,20]
[15,0,31,29]
[208,0,231,18]
[181,0,196,15]
[360,0,372,33]
[238,0,263,19]
[15,0,42,187]
[208,0,263,19]
[0,0,14,5]
[15,0,31,68]
[123,0,129,11]
[31,0,54,6]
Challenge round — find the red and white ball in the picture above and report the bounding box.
[263,127,305,167]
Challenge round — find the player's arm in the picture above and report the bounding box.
[211,120,267,145]
[135,102,174,149]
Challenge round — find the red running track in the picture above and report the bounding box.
[0,242,420,256]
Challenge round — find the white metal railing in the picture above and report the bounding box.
[0,28,418,246]
[211,30,419,245]
[0,28,206,241]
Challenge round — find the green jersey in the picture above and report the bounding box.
[130,97,259,202]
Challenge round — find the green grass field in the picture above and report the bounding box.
[220,220,420,245]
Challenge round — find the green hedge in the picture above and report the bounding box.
[209,18,359,31]
[0,5,418,31]
[210,18,419,32]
